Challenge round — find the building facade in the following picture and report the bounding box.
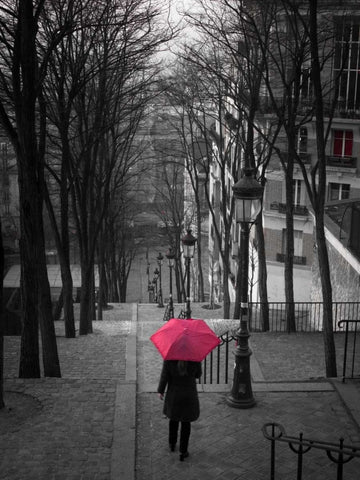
[208,1,360,305]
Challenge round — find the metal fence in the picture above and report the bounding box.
[201,331,233,384]
[194,302,360,385]
[248,302,360,333]
[338,319,360,382]
[262,422,360,480]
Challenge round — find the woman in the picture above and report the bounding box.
[158,359,202,461]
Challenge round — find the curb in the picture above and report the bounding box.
[111,303,138,480]
[138,380,335,394]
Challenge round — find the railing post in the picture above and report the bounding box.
[343,322,349,382]
[270,423,276,480]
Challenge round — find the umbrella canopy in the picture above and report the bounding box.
[150,318,221,362]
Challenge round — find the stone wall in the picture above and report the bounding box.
[311,239,360,303]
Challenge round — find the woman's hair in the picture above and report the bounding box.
[177,360,187,376]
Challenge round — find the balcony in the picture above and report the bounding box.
[326,156,357,169]
[280,151,312,165]
[276,253,307,265]
[270,202,309,216]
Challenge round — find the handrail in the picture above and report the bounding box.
[337,319,360,382]
[262,422,360,480]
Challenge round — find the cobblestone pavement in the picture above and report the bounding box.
[1,302,360,480]
[1,304,133,480]
[136,304,360,480]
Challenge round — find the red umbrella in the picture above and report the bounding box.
[150,318,221,362]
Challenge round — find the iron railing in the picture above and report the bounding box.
[201,331,234,384]
[175,302,360,385]
[262,422,360,480]
[248,302,360,333]
[338,319,360,382]
[177,302,360,333]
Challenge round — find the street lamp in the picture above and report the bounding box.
[181,229,197,319]
[148,281,155,303]
[227,168,264,409]
[156,252,164,308]
[165,247,176,319]
[153,268,160,303]
[146,261,152,302]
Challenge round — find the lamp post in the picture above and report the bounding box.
[227,168,264,409]
[165,247,176,319]
[156,252,164,307]
[148,281,155,302]
[181,229,197,319]
[153,268,159,303]
[146,260,152,302]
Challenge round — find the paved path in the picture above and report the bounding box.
[136,304,360,480]
[1,303,360,479]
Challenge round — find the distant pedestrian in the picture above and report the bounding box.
[157,360,202,461]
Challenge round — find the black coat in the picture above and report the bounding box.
[157,360,202,422]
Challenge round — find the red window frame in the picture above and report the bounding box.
[333,130,353,156]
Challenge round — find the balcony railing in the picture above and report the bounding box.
[279,151,312,164]
[276,252,307,265]
[326,155,357,168]
[279,202,308,216]
[270,202,309,216]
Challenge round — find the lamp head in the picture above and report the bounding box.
[232,168,264,223]
[156,252,164,266]
[181,229,197,259]
[165,247,176,267]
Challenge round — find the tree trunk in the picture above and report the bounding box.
[0,218,5,408]
[14,1,61,378]
[284,161,296,332]
[175,257,184,303]
[233,251,242,321]
[256,218,269,331]
[37,256,61,377]
[315,213,337,377]
[97,242,106,320]
[62,268,75,338]
[79,261,94,335]
[309,0,337,377]
[19,234,40,378]
[196,211,205,303]
[53,289,63,321]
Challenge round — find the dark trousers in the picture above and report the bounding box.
[169,420,191,453]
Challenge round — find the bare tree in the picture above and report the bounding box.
[236,0,341,374]
[150,125,187,302]
[161,53,238,318]
[43,0,172,334]
[178,3,273,322]
[304,0,337,376]
[0,1,73,377]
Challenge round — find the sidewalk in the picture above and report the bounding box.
[1,303,360,479]
[136,304,360,480]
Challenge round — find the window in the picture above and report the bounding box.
[333,130,353,156]
[298,128,308,153]
[292,179,302,205]
[282,229,303,257]
[328,183,350,201]
[300,69,312,100]
[334,20,360,110]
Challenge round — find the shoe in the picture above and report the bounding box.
[170,444,176,452]
[179,452,189,461]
